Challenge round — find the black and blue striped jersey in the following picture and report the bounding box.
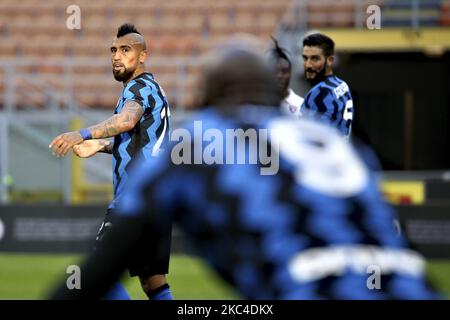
[302,75,353,138]
[112,105,438,300]
[110,72,170,209]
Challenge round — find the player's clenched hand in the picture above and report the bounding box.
[49,131,83,157]
[72,140,103,158]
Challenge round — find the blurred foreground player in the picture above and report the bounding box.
[52,35,438,300]
[49,24,172,300]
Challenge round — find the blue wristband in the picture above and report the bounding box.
[79,128,92,140]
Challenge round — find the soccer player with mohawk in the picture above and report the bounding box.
[49,23,172,300]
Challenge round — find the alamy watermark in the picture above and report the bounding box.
[66,265,81,290]
[367,265,381,290]
[66,5,81,30]
[366,5,381,30]
[64,4,381,31]
[170,121,280,176]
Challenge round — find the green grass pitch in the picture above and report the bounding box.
[0,253,239,300]
[0,253,448,299]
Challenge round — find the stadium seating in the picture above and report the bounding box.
[0,0,293,109]
[0,0,449,110]
[441,0,450,25]
[382,0,441,27]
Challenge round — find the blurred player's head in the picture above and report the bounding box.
[111,23,147,83]
[267,37,292,99]
[302,33,335,86]
[200,33,280,108]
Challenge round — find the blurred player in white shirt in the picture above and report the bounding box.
[268,37,304,117]
[282,88,304,117]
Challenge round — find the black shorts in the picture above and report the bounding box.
[94,209,172,278]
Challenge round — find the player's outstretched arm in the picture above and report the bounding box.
[86,100,144,139]
[49,101,143,158]
[49,131,83,158]
[73,139,113,158]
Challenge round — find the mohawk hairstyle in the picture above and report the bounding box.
[268,36,291,69]
[117,23,141,37]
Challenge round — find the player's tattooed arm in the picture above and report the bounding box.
[87,101,144,139]
[49,101,143,158]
